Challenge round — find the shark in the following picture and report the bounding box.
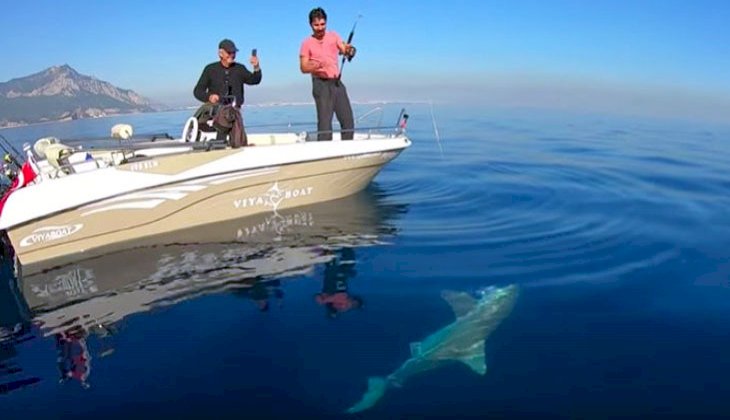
[346,284,519,414]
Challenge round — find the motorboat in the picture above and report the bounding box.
[0,190,407,392]
[0,110,411,266]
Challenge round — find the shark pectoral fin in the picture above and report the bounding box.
[410,341,422,357]
[441,290,477,318]
[460,354,487,375]
[345,376,388,414]
[459,341,487,375]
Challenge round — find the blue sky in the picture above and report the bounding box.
[1,0,729,121]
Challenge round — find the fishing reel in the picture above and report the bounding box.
[345,46,357,62]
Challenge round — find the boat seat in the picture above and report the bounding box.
[43,143,76,173]
[33,136,61,157]
[182,116,304,147]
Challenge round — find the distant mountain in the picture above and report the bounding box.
[0,65,163,127]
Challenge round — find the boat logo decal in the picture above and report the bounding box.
[19,224,84,247]
[80,169,277,216]
[31,267,97,299]
[233,182,313,212]
[236,210,314,240]
[128,160,160,171]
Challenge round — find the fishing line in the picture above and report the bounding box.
[430,100,444,158]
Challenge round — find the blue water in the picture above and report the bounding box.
[1,104,730,418]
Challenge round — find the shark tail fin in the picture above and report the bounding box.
[345,376,388,414]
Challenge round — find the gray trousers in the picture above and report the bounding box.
[312,77,354,141]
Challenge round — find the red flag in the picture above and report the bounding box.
[0,161,38,218]
[14,161,37,189]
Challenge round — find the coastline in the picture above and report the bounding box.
[0,100,422,130]
[0,109,176,130]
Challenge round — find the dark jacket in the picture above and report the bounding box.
[193,62,261,107]
[213,105,247,148]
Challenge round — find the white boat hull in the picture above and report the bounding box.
[2,134,410,266]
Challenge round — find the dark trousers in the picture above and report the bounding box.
[312,78,354,141]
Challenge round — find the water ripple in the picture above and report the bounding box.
[386,113,730,288]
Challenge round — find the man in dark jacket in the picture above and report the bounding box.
[193,39,261,143]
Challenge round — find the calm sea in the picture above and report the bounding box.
[1,104,730,418]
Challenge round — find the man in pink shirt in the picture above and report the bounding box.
[299,7,357,141]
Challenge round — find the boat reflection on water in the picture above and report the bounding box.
[1,243,39,394]
[0,186,408,392]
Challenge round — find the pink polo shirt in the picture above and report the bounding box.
[300,31,343,79]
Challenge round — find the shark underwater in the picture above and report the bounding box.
[346,284,519,414]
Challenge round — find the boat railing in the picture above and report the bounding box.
[300,107,408,141]
[298,126,400,142]
[356,106,384,127]
[3,107,409,186]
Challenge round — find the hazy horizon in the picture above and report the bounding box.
[1,0,728,124]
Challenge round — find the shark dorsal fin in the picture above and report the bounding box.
[459,340,487,375]
[441,290,477,318]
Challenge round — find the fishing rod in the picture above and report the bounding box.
[338,13,363,82]
[0,134,24,183]
[0,134,23,167]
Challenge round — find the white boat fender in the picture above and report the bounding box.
[111,124,134,140]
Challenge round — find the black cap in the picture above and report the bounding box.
[218,39,238,53]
